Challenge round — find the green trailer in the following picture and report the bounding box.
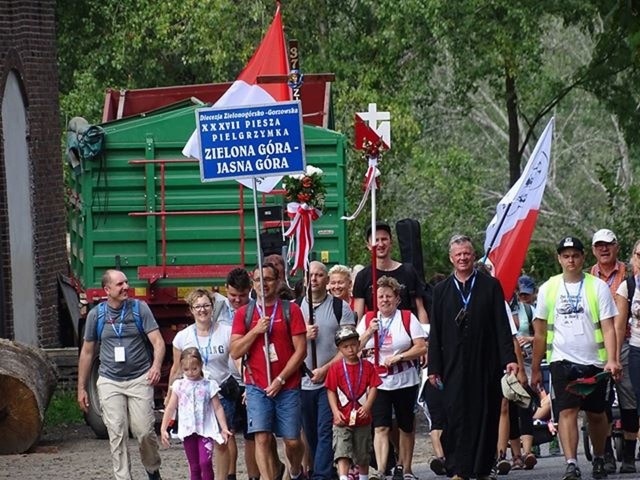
[67,98,348,436]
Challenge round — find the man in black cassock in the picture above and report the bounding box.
[428,235,518,480]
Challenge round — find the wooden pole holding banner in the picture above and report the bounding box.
[307,269,317,369]
[252,178,271,386]
[370,166,380,367]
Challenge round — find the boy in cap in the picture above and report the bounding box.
[531,236,620,480]
[325,326,382,480]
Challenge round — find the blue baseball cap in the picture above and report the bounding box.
[518,275,536,295]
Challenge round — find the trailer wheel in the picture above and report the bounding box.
[84,352,109,439]
[78,321,109,439]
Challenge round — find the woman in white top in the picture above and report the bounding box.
[357,276,427,480]
[168,288,234,480]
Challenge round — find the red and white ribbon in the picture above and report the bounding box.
[284,202,322,274]
[341,159,380,221]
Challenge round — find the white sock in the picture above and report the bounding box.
[339,476,349,480]
[567,458,577,465]
[359,474,369,480]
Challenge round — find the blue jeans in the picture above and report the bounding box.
[301,388,334,480]
[628,345,640,416]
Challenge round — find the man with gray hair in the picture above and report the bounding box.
[590,229,638,474]
[428,235,517,480]
[299,261,355,480]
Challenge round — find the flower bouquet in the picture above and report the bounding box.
[282,165,325,274]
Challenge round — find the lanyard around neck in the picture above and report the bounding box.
[255,300,279,336]
[454,271,477,311]
[342,359,363,407]
[110,304,127,338]
[193,324,213,366]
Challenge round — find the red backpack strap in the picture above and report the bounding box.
[364,311,376,328]
[401,310,413,344]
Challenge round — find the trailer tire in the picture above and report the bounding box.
[84,353,109,439]
[78,320,109,440]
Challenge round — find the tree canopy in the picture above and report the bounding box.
[56,0,640,280]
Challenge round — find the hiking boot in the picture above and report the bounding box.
[592,457,608,479]
[619,461,637,474]
[429,457,447,476]
[496,457,511,475]
[523,453,537,470]
[562,463,581,480]
[511,455,524,470]
[392,465,404,480]
[603,451,616,474]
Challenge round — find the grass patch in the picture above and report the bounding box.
[44,389,84,427]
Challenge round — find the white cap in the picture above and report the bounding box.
[592,229,617,245]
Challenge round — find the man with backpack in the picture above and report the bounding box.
[298,261,355,480]
[230,263,307,480]
[77,269,165,480]
[353,222,429,323]
[591,229,639,474]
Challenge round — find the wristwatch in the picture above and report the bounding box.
[276,375,286,385]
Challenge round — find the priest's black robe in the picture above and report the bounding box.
[428,271,516,478]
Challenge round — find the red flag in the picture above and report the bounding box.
[484,118,554,299]
[183,4,290,192]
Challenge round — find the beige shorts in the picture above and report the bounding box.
[333,424,372,467]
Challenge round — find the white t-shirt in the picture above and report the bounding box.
[536,275,617,367]
[615,279,640,347]
[356,310,425,390]
[172,377,224,443]
[216,294,235,326]
[173,322,232,385]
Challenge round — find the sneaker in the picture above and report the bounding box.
[496,457,511,475]
[603,451,616,474]
[429,457,447,476]
[369,471,383,480]
[511,456,524,470]
[619,461,637,474]
[549,437,561,456]
[393,465,404,480]
[592,457,608,479]
[523,453,537,470]
[562,463,581,480]
[146,471,162,480]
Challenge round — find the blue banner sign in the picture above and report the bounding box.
[196,101,306,182]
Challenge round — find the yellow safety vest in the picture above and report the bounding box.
[544,273,606,363]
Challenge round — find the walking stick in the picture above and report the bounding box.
[307,267,317,369]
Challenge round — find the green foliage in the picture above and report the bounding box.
[44,389,84,428]
[55,0,640,278]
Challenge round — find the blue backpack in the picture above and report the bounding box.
[96,299,144,339]
[96,299,153,359]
